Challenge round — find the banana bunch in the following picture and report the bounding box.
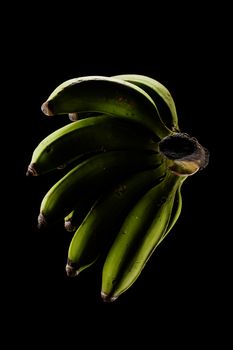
[27,74,209,302]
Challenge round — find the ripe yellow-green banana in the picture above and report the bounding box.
[66,164,166,277]
[113,74,179,132]
[26,115,158,176]
[38,150,162,228]
[41,75,172,139]
[101,170,183,302]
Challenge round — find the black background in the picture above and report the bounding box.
[4,5,230,347]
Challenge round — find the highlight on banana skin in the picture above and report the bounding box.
[26,74,209,302]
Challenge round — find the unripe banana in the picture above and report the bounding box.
[113,74,179,131]
[41,75,172,139]
[157,177,186,246]
[26,72,210,303]
[26,115,159,176]
[101,171,183,302]
[38,150,163,228]
[66,164,166,277]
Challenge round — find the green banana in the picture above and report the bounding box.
[41,75,172,139]
[101,170,183,302]
[38,150,163,229]
[113,74,179,132]
[66,164,166,277]
[157,177,186,246]
[26,115,158,176]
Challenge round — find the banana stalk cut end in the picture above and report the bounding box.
[41,101,54,116]
[159,132,209,176]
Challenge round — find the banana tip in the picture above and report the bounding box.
[64,220,76,232]
[41,101,54,116]
[37,213,47,229]
[65,261,80,277]
[26,163,38,176]
[101,291,118,303]
[69,112,79,121]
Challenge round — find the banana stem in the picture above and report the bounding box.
[158,132,209,176]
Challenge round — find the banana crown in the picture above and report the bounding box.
[159,132,209,176]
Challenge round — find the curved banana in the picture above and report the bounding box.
[113,74,179,132]
[157,177,186,246]
[101,171,183,302]
[38,150,163,228]
[41,75,172,139]
[66,164,166,277]
[26,115,158,176]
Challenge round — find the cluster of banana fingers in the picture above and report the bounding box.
[27,74,209,302]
